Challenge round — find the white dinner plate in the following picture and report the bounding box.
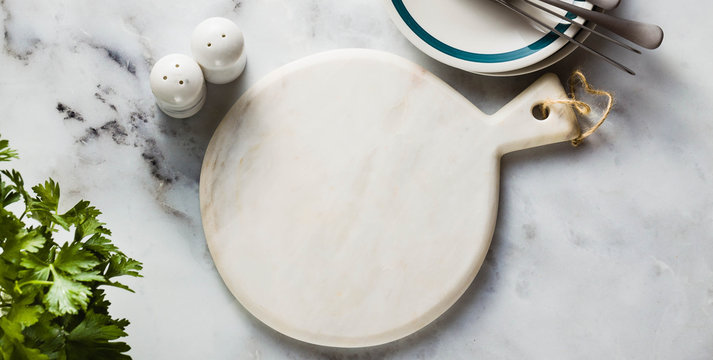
[482,23,594,76]
[384,0,593,74]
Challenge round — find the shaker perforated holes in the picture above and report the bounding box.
[191,17,247,84]
[149,54,206,119]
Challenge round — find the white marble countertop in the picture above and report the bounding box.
[1,0,711,359]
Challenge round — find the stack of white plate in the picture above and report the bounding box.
[384,0,594,76]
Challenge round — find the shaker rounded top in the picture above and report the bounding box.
[191,17,245,69]
[149,53,205,107]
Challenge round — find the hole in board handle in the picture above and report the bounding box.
[531,103,550,121]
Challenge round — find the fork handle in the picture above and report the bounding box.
[538,0,664,49]
[587,0,620,11]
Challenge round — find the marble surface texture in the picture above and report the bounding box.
[0,0,710,359]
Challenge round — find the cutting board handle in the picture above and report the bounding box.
[489,73,580,156]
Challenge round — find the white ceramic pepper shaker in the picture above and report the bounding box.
[191,17,247,84]
[150,54,206,119]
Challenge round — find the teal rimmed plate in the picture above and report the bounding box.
[384,0,592,74]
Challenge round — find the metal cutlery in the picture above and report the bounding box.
[489,0,665,75]
[490,0,636,75]
[586,0,620,11]
[521,0,641,54]
[537,0,664,49]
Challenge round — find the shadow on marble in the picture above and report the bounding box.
[152,73,251,185]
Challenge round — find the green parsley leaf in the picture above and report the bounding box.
[0,316,25,343]
[2,169,31,210]
[0,135,141,359]
[22,312,65,357]
[82,234,119,260]
[0,297,47,360]
[62,201,111,243]
[68,311,128,342]
[0,178,21,208]
[18,253,52,283]
[1,229,45,265]
[43,266,92,316]
[105,255,143,280]
[31,180,60,214]
[7,297,43,328]
[53,242,100,275]
[0,137,18,162]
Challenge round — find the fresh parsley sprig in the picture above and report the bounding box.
[0,134,143,360]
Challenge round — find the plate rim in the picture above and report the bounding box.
[478,22,595,76]
[385,0,591,73]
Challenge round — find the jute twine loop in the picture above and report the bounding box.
[540,70,614,147]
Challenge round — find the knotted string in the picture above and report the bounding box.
[539,70,614,147]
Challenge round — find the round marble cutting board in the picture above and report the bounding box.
[200,49,579,347]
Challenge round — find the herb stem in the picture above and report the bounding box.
[17,280,53,288]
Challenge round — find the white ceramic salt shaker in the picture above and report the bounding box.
[191,17,247,84]
[150,54,206,119]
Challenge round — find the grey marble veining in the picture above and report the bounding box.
[0,0,711,359]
